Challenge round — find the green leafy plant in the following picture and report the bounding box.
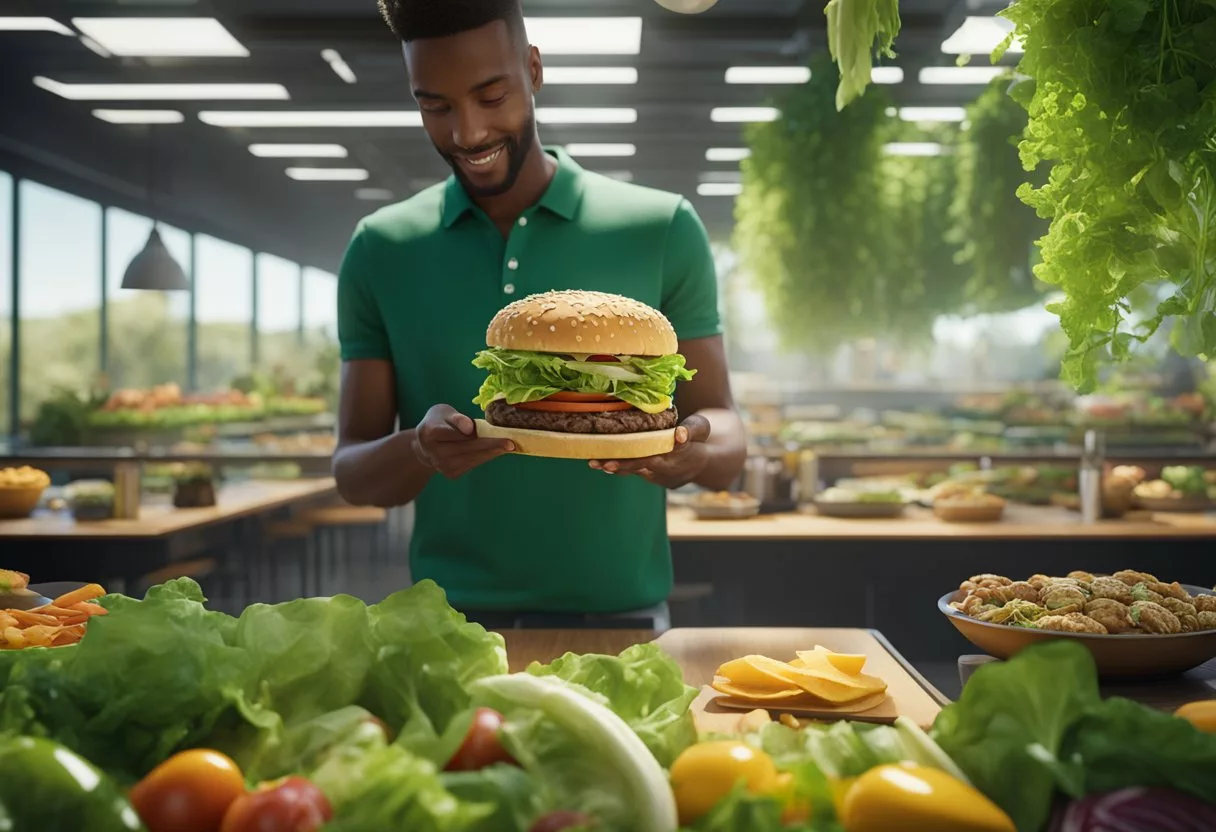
[1001,0,1216,391]
[948,76,1048,314]
[825,0,901,110]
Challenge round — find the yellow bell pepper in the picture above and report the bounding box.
[840,764,1015,832]
[1175,700,1216,733]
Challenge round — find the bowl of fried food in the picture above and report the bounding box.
[1132,466,1215,512]
[930,482,1006,523]
[0,466,51,519]
[939,570,1216,678]
[691,490,760,520]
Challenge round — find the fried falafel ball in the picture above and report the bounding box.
[1037,612,1108,634]
[1130,582,1165,604]
[1196,611,1216,630]
[1089,576,1135,605]
[1114,569,1158,587]
[1160,597,1197,618]
[1027,574,1052,591]
[1067,570,1095,583]
[1150,581,1190,601]
[1043,584,1088,614]
[1129,600,1183,634]
[1194,595,1216,614]
[1083,599,1136,634]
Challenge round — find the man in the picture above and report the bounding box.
[332,0,747,629]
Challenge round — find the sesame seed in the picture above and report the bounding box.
[595,334,601,342]
[576,335,583,342]
[550,325,556,332]
[527,330,534,336]
[571,320,578,327]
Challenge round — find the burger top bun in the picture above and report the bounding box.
[485,289,678,357]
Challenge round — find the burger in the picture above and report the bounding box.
[471,290,696,459]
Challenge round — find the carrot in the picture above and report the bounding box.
[51,624,85,646]
[70,601,108,616]
[31,605,82,619]
[52,584,106,608]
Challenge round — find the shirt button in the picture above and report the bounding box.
[503,283,516,295]
[518,217,528,227]
[507,258,519,270]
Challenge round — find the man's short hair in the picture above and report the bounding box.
[378,0,525,42]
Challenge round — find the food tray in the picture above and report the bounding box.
[933,502,1005,523]
[813,500,908,519]
[938,585,1216,678]
[1135,495,1214,514]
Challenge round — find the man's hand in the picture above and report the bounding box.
[412,404,514,479]
[589,414,711,489]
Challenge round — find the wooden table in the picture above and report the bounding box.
[0,479,339,595]
[667,504,1216,540]
[499,629,1210,719]
[0,478,337,540]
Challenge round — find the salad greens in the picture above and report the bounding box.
[1000,0,1216,391]
[825,0,901,110]
[472,348,694,415]
[932,640,1216,831]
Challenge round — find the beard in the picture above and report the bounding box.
[440,112,538,199]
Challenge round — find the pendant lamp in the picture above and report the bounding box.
[121,124,189,291]
[654,0,720,12]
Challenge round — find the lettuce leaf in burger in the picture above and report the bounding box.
[472,290,695,460]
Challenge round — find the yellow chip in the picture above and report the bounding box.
[798,646,869,676]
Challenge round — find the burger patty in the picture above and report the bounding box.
[486,400,679,434]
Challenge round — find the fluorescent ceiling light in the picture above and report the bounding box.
[524,17,642,55]
[356,187,394,201]
[35,77,289,101]
[710,107,780,123]
[250,143,348,158]
[870,66,904,84]
[93,109,184,124]
[919,66,1009,84]
[0,17,72,34]
[941,16,1023,55]
[537,107,636,124]
[898,106,967,122]
[698,183,743,196]
[321,48,357,84]
[565,143,636,157]
[286,167,369,181]
[883,142,947,156]
[78,36,111,57]
[706,147,751,162]
[200,110,423,127]
[725,66,810,84]
[71,17,249,57]
[699,171,742,184]
[543,67,638,84]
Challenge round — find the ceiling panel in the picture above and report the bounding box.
[0,0,1003,270]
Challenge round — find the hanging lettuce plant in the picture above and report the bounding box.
[825,0,902,110]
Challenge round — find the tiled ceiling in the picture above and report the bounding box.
[0,0,1015,271]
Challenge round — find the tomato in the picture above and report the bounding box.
[515,400,634,413]
[445,707,517,772]
[545,392,620,403]
[220,776,332,832]
[529,810,594,831]
[129,749,246,832]
[669,741,779,826]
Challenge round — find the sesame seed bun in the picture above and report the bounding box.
[485,290,678,356]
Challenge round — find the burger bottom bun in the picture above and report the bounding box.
[474,419,676,460]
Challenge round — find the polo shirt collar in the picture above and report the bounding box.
[440,146,584,228]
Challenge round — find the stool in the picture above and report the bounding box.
[260,520,316,601]
[295,505,389,596]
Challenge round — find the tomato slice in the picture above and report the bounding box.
[546,392,619,403]
[587,355,619,363]
[516,400,635,413]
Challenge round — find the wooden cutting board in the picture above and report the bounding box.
[655,627,947,730]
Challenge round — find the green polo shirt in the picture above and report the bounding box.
[336,148,721,613]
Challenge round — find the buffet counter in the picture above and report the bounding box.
[666,504,1216,540]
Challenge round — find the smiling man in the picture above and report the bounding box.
[331,0,747,629]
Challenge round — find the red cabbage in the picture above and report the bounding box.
[1049,787,1216,832]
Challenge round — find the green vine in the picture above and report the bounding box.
[947,76,1048,314]
[1000,0,1216,392]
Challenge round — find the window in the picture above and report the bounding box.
[105,208,191,391]
[195,234,252,391]
[302,267,337,344]
[0,173,10,436]
[256,253,305,379]
[18,180,102,421]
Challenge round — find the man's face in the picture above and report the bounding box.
[405,20,542,198]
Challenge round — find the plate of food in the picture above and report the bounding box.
[690,491,760,520]
[813,486,909,518]
[930,483,1006,523]
[1133,466,1215,512]
[939,570,1216,678]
